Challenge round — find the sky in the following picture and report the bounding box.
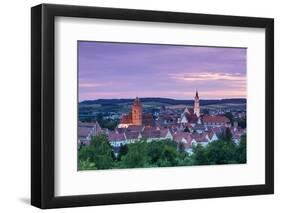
[78,41,246,101]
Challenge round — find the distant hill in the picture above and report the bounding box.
[80,98,246,106]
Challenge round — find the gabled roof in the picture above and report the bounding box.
[183,107,194,114]
[182,111,197,121]
[207,130,216,139]
[172,132,191,142]
[191,133,209,142]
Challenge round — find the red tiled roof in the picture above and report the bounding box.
[115,128,126,134]
[142,113,155,127]
[160,129,170,137]
[142,129,161,139]
[125,131,140,140]
[188,108,194,114]
[186,113,199,123]
[208,130,215,139]
[120,113,132,124]
[203,115,230,124]
[126,125,143,132]
[191,133,208,142]
[172,132,191,142]
[107,132,126,141]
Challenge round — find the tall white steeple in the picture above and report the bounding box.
[194,89,200,117]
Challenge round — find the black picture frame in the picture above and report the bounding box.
[31,3,274,209]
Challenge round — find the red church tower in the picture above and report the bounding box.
[132,97,142,126]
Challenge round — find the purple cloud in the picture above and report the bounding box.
[78,41,246,101]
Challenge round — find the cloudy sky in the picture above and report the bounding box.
[78,41,246,101]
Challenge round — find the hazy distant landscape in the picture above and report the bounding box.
[79,98,246,116]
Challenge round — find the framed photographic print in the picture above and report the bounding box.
[31,3,274,209]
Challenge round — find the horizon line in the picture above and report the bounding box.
[79,97,247,102]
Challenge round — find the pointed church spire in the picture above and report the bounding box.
[195,89,199,99]
[194,89,200,117]
[134,96,140,105]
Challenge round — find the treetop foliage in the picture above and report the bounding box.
[78,134,246,170]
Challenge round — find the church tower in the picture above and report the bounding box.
[132,97,142,126]
[194,89,200,117]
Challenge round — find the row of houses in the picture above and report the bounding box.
[157,108,231,129]
[108,127,173,147]
[78,121,104,145]
[106,126,224,154]
[78,119,245,153]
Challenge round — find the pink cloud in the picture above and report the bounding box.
[79,83,104,88]
[170,72,246,82]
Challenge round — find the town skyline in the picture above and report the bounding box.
[78,41,247,101]
[79,95,246,102]
[78,89,247,170]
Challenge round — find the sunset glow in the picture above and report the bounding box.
[78,41,246,101]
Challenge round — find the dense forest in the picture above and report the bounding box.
[78,134,246,170]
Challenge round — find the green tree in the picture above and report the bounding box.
[237,118,247,128]
[95,113,118,130]
[206,140,237,164]
[101,119,119,131]
[79,134,114,170]
[177,142,186,153]
[220,127,232,142]
[121,142,150,168]
[235,134,246,163]
[192,140,238,165]
[162,145,179,166]
[177,154,194,166]
[79,159,97,170]
[147,141,164,164]
[224,112,234,124]
[192,144,209,165]
[117,144,128,161]
[202,108,209,115]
